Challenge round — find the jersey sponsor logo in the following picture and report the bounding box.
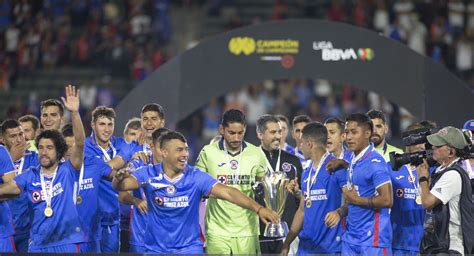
[79,178,94,190]
[435,187,442,193]
[230,160,239,170]
[396,188,404,197]
[154,196,164,206]
[217,175,227,184]
[396,187,418,200]
[157,196,190,208]
[308,189,328,201]
[31,190,42,202]
[395,175,404,180]
[282,162,292,172]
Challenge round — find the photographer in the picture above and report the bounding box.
[416,127,474,255]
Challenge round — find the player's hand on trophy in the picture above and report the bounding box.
[326,159,349,173]
[286,177,301,197]
[324,210,341,228]
[257,207,280,225]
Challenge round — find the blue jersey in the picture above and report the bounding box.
[8,150,39,235]
[13,160,85,249]
[0,145,15,239]
[76,156,113,242]
[132,163,217,253]
[331,147,352,162]
[389,164,424,251]
[343,145,392,248]
[128,157,150,246]
[85,135,128,225]
[299,155,347,254]
[282,143,296,155]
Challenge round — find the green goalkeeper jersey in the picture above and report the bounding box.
[195,139,266,237]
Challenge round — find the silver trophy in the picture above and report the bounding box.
[260,170,290,237]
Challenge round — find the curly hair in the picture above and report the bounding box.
[36,129,68,161]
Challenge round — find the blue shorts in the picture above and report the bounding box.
[147,245,203,254]
[100,224,120,253]
[0,236,15,253]
[80,240,101,253]
[13,232,29,252]
[393,248,419,256]
[342,241,391,256]
[29,243,81,253]
[130,243,147,253]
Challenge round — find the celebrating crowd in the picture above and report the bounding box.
[0,84,473,255]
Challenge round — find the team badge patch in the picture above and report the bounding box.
[166,185,176,194]
[217,175,227,184]
[230,160,239,170]
[31,191,42,202]
[282,162,292,172]
[154,196,164,206]
[396,188,404,198]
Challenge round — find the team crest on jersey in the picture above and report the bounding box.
[407,175,415,183]
[217,175,227,184]
[230,160,239,170]
[154,196,164,206]
[396,188,404,197]
[31,191,42,202]
[166,185,176,194]
[282,162,292,172]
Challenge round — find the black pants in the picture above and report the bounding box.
[260,240,283,254]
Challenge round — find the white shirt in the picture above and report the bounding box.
[431,169,463,254]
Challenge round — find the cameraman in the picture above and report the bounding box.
[416,127,474,255]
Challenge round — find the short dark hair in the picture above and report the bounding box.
[292,115,311,127]
[18,115,40,130]
[123,117,141,135]
[256,115,279,134]
[92,106,116,123]
[301,122,328,146]
[405,122,425,133]
[36,129,68,161]
[141,103,165,119]
[324,117,345,133]
[221,109,246,127]
[61,124,74,138]
[41,99,64,116]
[346,113,373,134]
[419,120,437,129]
[275,114,289,126]
[0,119,21,134]
[159,131,187,149]
[152,128,171,146]
[367,109,387,124]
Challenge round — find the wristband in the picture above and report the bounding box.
[256,206,264,215]
[419,176,429,183]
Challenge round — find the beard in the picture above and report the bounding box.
[371,135,383,147]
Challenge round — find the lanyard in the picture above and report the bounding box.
[40,166,59,207]
[223,142,243,184]
[262,147,281,173]
[407,165,420,195]
[98,143,116,161]
[15,157,25,175]
[306,152,329,198]
[348,145,371,188]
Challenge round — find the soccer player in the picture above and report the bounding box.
[195,109,267,254]
[1,119,39,252]
[291,115,312,168]
[61,124,116,252]
[0,85,87,253]
[324,117,351,162]
[389,122,425,255]
[367,109,403,162]
[123,118,141,143]
[0,144,15,252]
[256,115,302,254]
[341,113,393,255]
[275,114,296,155]
[40,99,65,131]
[112,131,279,254]
[18,114,41,152]
[83,106,128,253]
[282,122,347,255]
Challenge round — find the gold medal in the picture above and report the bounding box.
[76,196,83,205]
[44,206,53,217]
[306,199,312,208]
[415,195,422,205]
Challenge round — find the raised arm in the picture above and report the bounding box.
[112,169,140,191]
[61,85,84,170]
[0,182,21,201]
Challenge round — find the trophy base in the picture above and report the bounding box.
[264,221,289,238]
